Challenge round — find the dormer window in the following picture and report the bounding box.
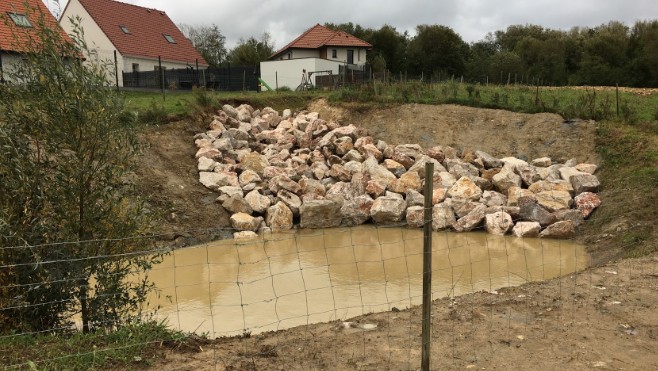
[119,25,130,34]
[163,34,176,44]
[8,12,32,28]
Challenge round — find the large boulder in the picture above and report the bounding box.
[482,190,507,207]
[518,197,556,227]
[406,189,425,207]
[475,150,502,169]
[484,211,514,235]
[492,167,522,194]
[363,157,397,188]
[531,157,552,167]
[406,206,426,228]
[299,177,326,197]
[197,157,216,172]
[230,213,259,232]
[570,174,600,194]
[266,201,294,230]
[199,171,239,191]
[528,180,574,195]
[574,192,601,218]
[391,171,422,193]
[512,222,541,238]
[241,152,270,177]
[432,203,456,230]
[222,194,253,214]
[452,204,486,232]
[539,221,575,239]
[341,195,374,226]
[408,156,447,178]
[244,190,272,214]
[552,209,585,227]
[447,176,483,201]
[535,191,572,212]
[507,186,535,206]
[278,189,303,216]
[370,196,407,224]
[300,200,342,228]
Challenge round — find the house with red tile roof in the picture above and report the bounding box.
[0,0,72,82]
[261,24,372,91]
[270,24,372,65]
[59,0,207,87]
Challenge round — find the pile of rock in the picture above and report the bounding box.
[194,104,601,240]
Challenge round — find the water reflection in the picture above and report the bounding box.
[141,226,588,336]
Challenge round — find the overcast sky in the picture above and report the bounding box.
[49,0,658,50]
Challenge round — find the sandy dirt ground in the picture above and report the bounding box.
[135,101,657,370]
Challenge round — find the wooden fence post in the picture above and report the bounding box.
[421,162,434,371]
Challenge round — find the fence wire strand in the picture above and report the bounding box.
[1,219,656,369]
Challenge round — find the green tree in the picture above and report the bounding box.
[180,23,228,67]
[0,8,161,333]
[466,35,499,82]
[628,20,658,86]
[228,32,275,66]
[407,24,469,78]
[367,25,408,73]
[572,22,631,85]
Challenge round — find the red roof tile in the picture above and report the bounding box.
[0,0,71,53]
[74,0,207,66]
[271,24,372,59]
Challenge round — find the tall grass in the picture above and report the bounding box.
[329,81,658,122]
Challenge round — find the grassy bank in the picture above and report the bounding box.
[330,81,658,122]
[122,89,323,125]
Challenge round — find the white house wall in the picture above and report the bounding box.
[260,58,345,91]
[59,0,124,85]
[326,47,367,65]
[274,48,320,60]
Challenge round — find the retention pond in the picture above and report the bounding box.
[142,226,588,336]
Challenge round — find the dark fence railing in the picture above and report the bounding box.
[122,65,260,92]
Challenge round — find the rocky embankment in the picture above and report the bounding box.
[194,104,601,239]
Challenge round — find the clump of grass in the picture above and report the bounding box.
[0,321,196,370]
[137,100,169,125]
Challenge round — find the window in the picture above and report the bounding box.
[132,63,139,73]
[331,49,337,58]
[347,49,354,64]
[119,25,130,34]
[8,12,32,28]
[287,52,292,60]
[163,34,176,44]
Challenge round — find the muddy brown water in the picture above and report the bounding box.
[141,226,588,337]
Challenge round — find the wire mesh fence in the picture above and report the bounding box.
[2,216,655,369]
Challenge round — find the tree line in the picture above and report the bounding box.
[183,20,658,87]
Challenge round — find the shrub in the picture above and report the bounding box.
[0,8,162,334]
